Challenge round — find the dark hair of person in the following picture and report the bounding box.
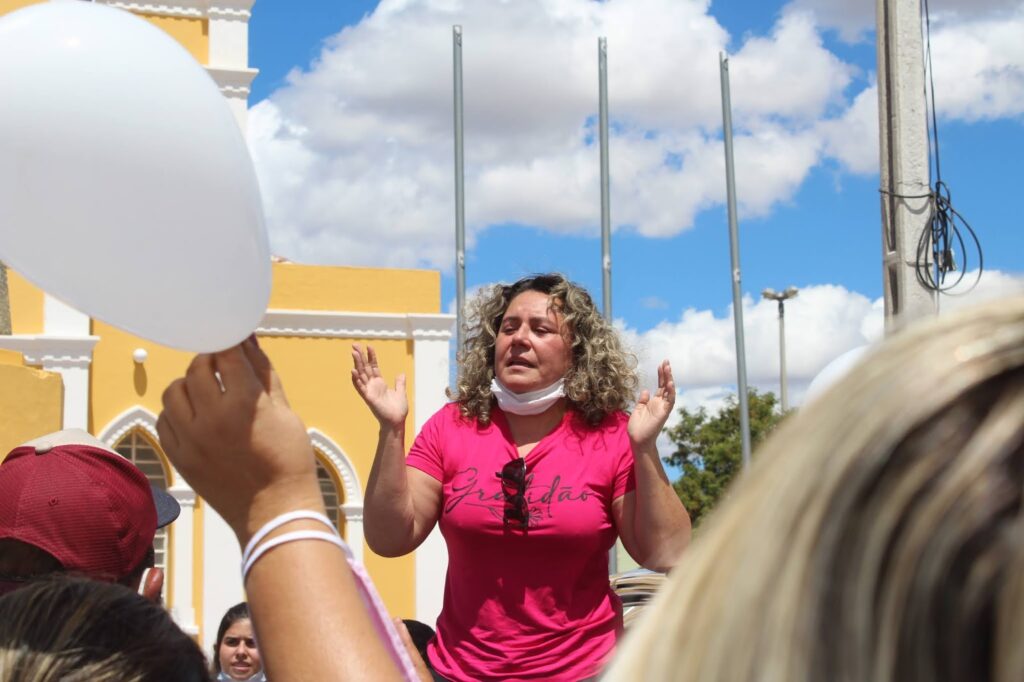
[451,273,638,426]
[0,539,155,594]
[213,601,253,674]
[0,575,210,682]
[401,619,435,663]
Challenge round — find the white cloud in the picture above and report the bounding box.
[248,0,868,267]
[927,9,1024,121]
[729,9,854,123]
[246,0,1024,270]
[786,0,1023,43]
[640,296,669,310]
[818,84,879,174]
[789,0,1024,121]
[783,0,873,42]
[624,270,1024,415]
[938,268,1024,311]
[624,283,880,393]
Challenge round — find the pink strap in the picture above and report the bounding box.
[342,546,422,681]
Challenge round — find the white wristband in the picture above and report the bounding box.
[241,510,337,569]
[242,530,348,581]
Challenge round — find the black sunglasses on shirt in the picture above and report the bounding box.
[496,458,529,530]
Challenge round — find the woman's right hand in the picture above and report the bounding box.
[351,344,408,429]
[157,338,324,547]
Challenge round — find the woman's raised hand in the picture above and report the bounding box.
[628,359,677,449]
[351,344,409,429]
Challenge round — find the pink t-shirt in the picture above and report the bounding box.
[406,403,636,682]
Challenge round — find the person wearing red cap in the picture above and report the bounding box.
[0,428,180,600]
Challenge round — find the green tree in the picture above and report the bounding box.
[665,389,785,527]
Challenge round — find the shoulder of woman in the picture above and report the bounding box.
[435,401,489,429]
[567,407,629,434]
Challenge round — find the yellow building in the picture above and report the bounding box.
[0,349,63,456]
[0,0,454,650]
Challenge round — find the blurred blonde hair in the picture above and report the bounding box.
[604,296,1024,682]
[452,273,638,426]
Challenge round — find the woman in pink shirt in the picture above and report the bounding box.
[352,273,691,681]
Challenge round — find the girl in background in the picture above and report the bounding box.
[213,602,265,682]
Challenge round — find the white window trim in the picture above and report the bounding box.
[308,428,365,562]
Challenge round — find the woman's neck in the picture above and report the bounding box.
[501,398,567,456]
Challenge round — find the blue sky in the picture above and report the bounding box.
[245,0,1023,416]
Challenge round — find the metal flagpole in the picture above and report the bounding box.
[719,53,752,467]
[598,36,617,574]
[599,37,612,321]
[453,26,466,356]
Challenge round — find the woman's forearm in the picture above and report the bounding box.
[246,519,403,681]
[630,442,692,572]
[364,423,420,556]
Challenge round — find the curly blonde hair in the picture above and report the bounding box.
[450,274,638,426]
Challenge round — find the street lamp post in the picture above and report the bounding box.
[761,286,798,411]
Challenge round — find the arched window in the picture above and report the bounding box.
[314,454,346,538]
[113,430,171,572]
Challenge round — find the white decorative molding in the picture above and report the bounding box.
[308,428,363,504]
[308,429,365,562]
[205,66,258,98]
[210,0,255,12]
[97,0,206,19]
[341,504,364,522]
[258,310,456,341]
[0,336,99,370]
[208,6,251,20]
[409,313,460,340]
[168,485,197,507]
[98,405,160,446]
[98,0,255,20]
[97,406,184,485]
[97,406,196,635]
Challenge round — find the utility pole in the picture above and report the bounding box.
[876,0,936,332]
[761,287,798,412]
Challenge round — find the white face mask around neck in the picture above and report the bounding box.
[490,378,566,416]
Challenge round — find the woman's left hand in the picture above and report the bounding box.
[628,359,676,448]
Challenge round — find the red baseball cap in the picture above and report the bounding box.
[0,429,180,582]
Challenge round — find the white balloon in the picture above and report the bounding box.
[803,345,873,405]
[0,1,270,352]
